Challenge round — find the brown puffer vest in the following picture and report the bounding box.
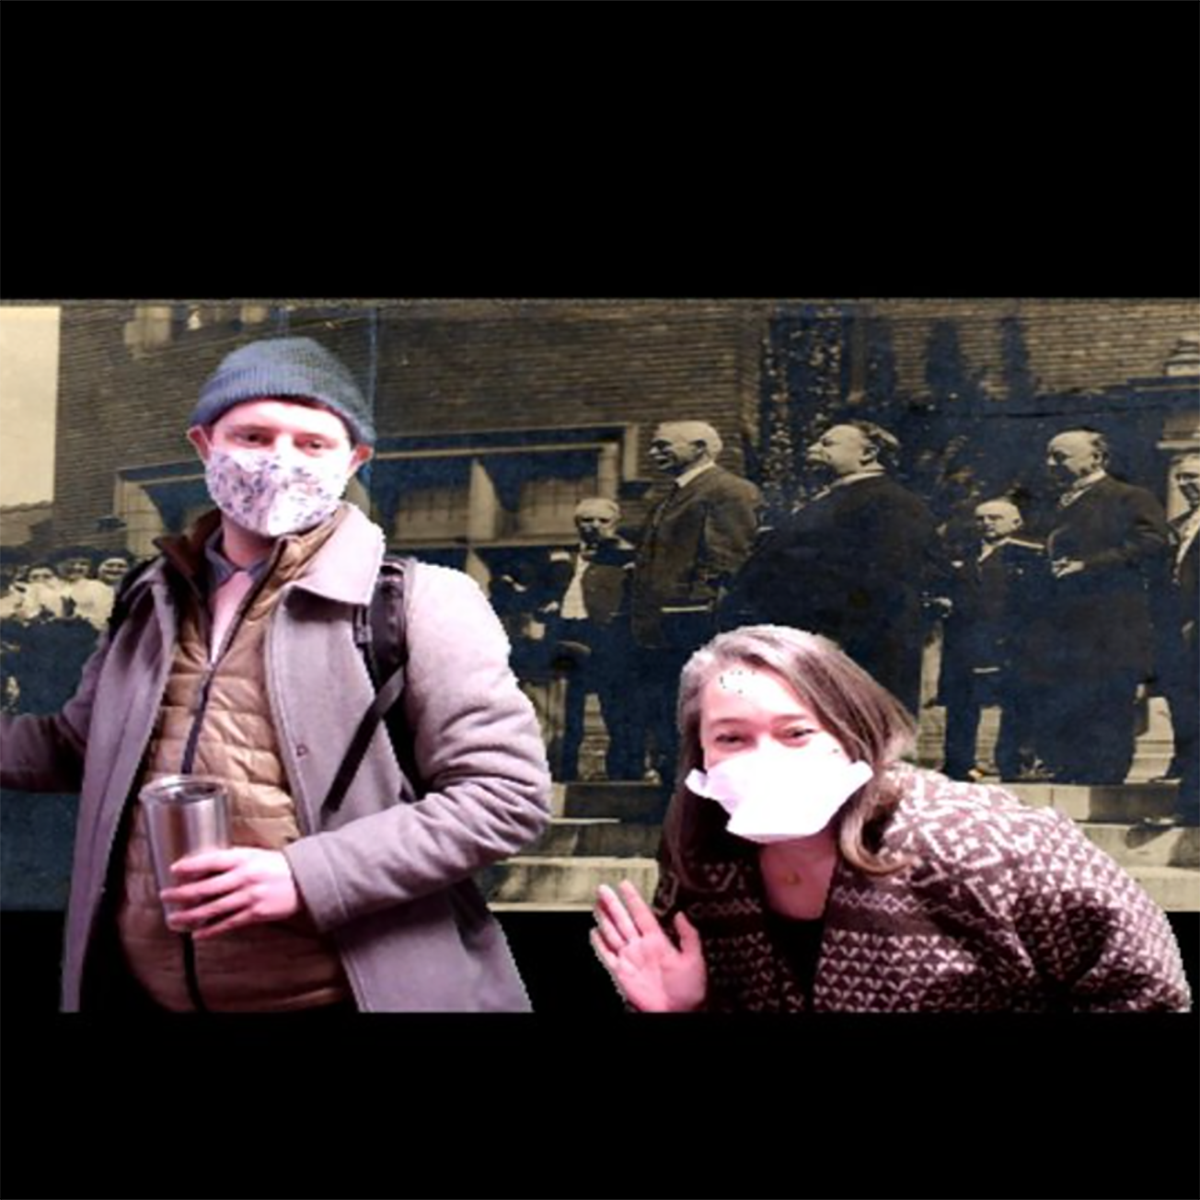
[117,516,354,1011]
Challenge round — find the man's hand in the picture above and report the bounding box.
[161,847,301,940]
[1051,557,1086,579]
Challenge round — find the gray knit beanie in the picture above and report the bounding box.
[191,337,376,446]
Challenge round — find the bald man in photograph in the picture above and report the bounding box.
[631,421,761,788]
[544,498,641,782]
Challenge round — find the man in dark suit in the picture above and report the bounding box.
[1041,428,1170,784]
[1148,452,1199,825]
[938,498,1052,781]
[631,421,761,787]
[728,420,937,713]
[543,498,641,782]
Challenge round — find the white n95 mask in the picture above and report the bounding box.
[685,743,874,843]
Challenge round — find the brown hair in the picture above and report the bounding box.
[661,624,917,890]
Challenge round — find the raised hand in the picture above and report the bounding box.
[591,880,707,1012]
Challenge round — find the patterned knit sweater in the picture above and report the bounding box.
[652,766,1191,1012]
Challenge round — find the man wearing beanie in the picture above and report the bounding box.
[0,337,553,1012]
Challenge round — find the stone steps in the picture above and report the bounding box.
[919,779,1197,909]
[559,782,669,822]
[1123,867,1200,912]
[483,796,665,910]
[480,778,1197,912]
[485,855,1198,912]
[1078,823,1200,869]
[1007,782,1180,823]
[485,856,1198,912]
[1075,825,1200,907]
[526,818,661,859]
[484,855,658,908]
[551,780,1189,826]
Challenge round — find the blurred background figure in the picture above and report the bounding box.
[543,498,641,782]
[1148,452,1200,826]
[8,561,67,622]
[1041,429,1169,784]
[54,547,115,631]
[631,421,762,791]
[730,421,937,714]
[0,548,33,713]
[96,553,135,590]
[938,498,1052,782]
[0,547,32,621]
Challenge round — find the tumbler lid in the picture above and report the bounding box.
[139,775,227,806]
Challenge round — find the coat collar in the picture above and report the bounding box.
[674,459,718,490]
[143,503,385,610]
[276,504,385,606]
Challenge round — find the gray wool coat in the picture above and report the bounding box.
[0,506,553,1011]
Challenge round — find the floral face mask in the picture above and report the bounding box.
[204,446,351,538]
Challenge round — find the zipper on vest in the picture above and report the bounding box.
[180,567,273,774]
[175,563,275,1011]
[180,665,216,777]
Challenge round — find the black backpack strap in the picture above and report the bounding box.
[369,556,410,687]
[324,557,418,816]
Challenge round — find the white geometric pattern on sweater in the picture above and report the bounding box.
[653,766,1191,1012]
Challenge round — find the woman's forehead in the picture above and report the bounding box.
[701,665,810,716]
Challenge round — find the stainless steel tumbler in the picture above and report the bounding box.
[139,775,231,918]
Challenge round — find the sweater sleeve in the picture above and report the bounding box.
[284,564,553,930]
[648,847,745,1013]
[1011,808,1191,1012]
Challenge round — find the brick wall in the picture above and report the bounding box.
[52,301,769,543]
[867,298,1198,399]
[47,299,1198,547]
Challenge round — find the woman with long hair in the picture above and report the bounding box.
[591,625,1190,1012]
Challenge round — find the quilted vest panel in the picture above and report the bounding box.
[117,523,352,1011]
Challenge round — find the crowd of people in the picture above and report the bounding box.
[497,420,1198,826]
[1,547,134,715]
[6,417,1195,821]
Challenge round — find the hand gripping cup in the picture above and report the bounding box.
[139,775,231,919]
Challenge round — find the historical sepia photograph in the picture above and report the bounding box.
[1,298,1196,1016]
